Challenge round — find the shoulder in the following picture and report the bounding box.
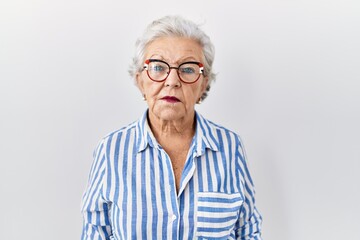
[198,113,244,147]
[105,121,137,140]
[198,114,249,165]
[96,120,139,150]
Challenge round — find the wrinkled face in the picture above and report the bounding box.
[136,37,208,122]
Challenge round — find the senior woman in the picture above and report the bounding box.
[81,16,262,240]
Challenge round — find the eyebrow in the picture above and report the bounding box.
[148,55,200,64]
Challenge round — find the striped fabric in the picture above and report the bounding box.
[81,110,262,240]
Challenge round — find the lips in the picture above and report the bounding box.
[161,96,180,103]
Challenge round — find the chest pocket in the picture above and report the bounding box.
[196,191,243,239]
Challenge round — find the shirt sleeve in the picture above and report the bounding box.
[235,139,263,240]
[81,139,113,240]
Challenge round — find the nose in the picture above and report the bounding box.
[164,68,181,87]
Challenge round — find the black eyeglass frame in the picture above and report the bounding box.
[143,59,204,84]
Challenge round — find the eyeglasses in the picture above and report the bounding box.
[143,59,204,84]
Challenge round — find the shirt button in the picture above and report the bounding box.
[171,215,177,221]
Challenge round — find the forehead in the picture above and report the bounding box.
[144,37,203,62]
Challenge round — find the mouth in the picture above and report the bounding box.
[161,96,180,103]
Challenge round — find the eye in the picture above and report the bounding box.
[180,67,196,74]
[150,64,165,72]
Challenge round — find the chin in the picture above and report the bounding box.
[159,111,184,121]
[151,104,194,122]
[151,107,184,121]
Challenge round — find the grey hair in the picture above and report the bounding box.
[128,15,216,101]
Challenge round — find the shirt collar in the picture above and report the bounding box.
[136,110,156,152]
[136,110,220,154]
[194,112,220,155]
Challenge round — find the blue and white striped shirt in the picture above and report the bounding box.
[81,111,262,239]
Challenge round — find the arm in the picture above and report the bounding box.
[81,140,112,240]
[235,139,263,240]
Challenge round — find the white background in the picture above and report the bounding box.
[1,0,359,239]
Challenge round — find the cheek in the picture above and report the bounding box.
[195,83,205,96]
[144,83,163,98]
[184,87,202,103]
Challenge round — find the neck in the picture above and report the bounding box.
[148,112,196,140]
